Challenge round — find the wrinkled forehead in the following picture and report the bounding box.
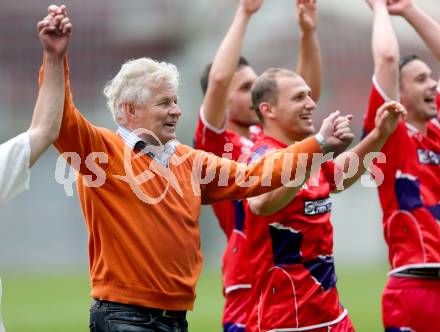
[150,85,177,100]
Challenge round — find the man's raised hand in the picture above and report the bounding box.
[296,0,317,33]
[37,4,71,58]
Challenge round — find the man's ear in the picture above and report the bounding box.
[124,103,137,121]
[260,102,275,119]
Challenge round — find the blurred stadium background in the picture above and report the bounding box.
[0,0,438,331]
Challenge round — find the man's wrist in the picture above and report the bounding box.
[44,51,64,62]
[315,132,330,153]
[300,28,317,37]
[236,6,253,20]
[401,4,418,21]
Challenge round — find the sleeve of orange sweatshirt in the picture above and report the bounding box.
[39,56,108,175]
[198,135,322,204]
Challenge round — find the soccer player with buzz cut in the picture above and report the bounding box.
[365,0,440,330]
[243,66,405,331]
[194,0,322,330]
[0,5,70,331]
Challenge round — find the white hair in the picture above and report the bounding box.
[103,57,179,124]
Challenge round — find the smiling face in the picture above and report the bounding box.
[127,85,182,145]
[269,75,317,141]
[400,59,437,123]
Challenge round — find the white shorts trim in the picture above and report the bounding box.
[266,309,348,332]
[225,284,252,294]
[389,263,440,276]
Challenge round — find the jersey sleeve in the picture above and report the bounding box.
[193,106,228,156]
[321,161,338,192]
[363,76,390,136]
[0,132,31,206]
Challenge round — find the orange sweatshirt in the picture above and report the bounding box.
[46,59,322,310]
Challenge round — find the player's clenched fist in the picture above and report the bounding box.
[386,0,414,16]
[317,111,354,155]
[37,4,71,58]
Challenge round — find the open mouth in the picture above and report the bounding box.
[424,96,436,109]
[299,114,313,122]
[164,122,176,128]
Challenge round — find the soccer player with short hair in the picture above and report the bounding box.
[365,0,440,330]
[386,0,440,125]
[0,6,70,331]
[244,67,405,331]
[193,0,322,330]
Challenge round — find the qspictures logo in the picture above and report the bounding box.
[54,128,386,204]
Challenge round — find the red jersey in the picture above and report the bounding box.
[436,86,440,122]
[363,78,440,275]
[194,107,255,237]
[193,107,261,327]
[244,133,348,331]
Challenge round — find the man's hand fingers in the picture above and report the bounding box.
[326,110,341,124]
[338,133,355,142]
[334,119,350,131]
[48,4,61,16]
[59,17,70,32]
[62,22,72,35]
[334,126,352,138]
[37,20,49,34]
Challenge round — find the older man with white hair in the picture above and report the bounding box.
[43,5,355,331]
[0,6,70,331]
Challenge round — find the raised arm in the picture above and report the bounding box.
[28,5,70,166]
[387,0,440,62]
[295,0,321,102]
[202,111,354,205]
[247,112,354,216]
[203,0,263,129]
[367,0,400,101]
[333,101,406,190]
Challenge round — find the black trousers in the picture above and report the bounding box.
[90,299,188,332]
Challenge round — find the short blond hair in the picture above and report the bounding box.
[103,58,179,124]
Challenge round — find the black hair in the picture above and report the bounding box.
[399,54,419,72]
[200,56,250,95]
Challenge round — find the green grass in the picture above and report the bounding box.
[1,266,387,331]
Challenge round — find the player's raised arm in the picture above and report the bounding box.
[244,111,354,216]
[388,0,440,62]
[296,0,322,102]
[367,0,399,101]
[28,5,70,166]
[333,102,406,191]
[202,0,263,129]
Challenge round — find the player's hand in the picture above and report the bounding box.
[296,0,317,33]
[386,0,414,17]
[239,0,264,16]
[374,101,406,137]
[365,0,388,10]
[37,4,71,58]
[317,111,354,155]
